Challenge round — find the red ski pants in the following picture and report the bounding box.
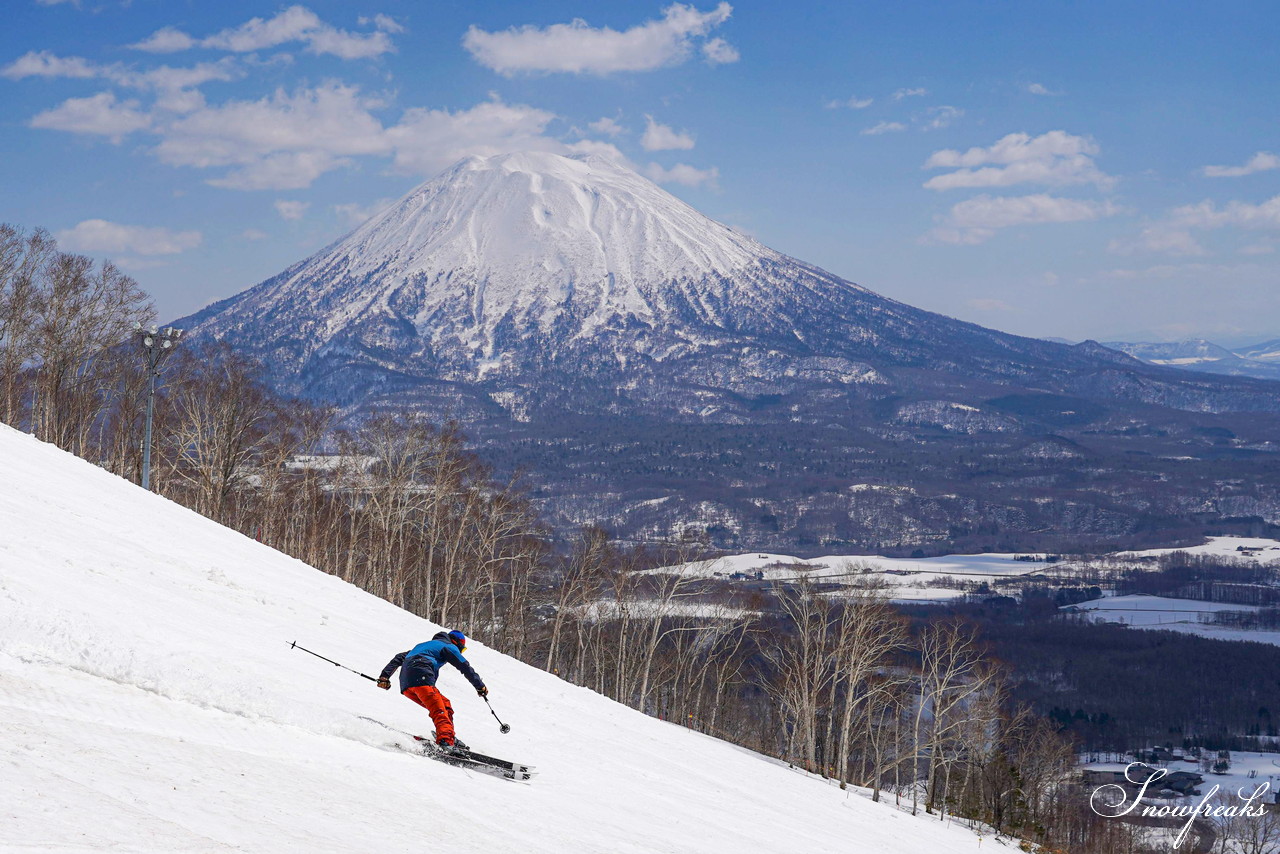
[403,685,455,743]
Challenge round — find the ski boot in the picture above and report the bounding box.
[434,736,468,755]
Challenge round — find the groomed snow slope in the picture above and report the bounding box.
[0,424,988,854]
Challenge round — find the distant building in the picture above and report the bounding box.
[1083,763,1203,797]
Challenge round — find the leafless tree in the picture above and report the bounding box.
[830,580,910,789]
[0,226,53,426]
[165,342,277,523]
[913,617,998,816]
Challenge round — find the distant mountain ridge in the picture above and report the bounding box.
[1102,338,1280,382]
[182,152,1280,553]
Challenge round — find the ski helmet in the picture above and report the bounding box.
[447,629,467,651]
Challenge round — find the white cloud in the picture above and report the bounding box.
[564,138,630,164]
[923,105,963,130]
[928,194,1121,244]
[131,6,396,60]
[241,229,269,241]
[303,26,396,61]
[130,60,240,92]
[892,87,927,100]
[333,198,395,227]
[824,95,873,110]
[923,130,1113,191]
[212,151,351,191]
[156,83,386,189]
[861,121,906,136]
[56,219,201,256]
[153,88,206,115]
[1108,226,1206,257]
[1,51,240,96]
[589,117,625,137]
[2,50,97,79]
[641,115,695,151]
[130,27,197,53]
[1239,241,1275,256]
[645,161,718,187]
[462,3,736,75]
[10,44,624,192]
[1026,83,1061,96]
[202,7,324,51]
[701,37,739,65]
[30,92,151,142]
[274,199,309,220]
[359,14,406,35]
[925,130,1095,169]
[1107,195,1280,258]
[386,97,563,175]
[1168,195,1280,230]
[1098,262,1265,283]
[1203,152,1280,178]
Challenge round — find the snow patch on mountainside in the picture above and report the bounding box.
[894,400,1018,434]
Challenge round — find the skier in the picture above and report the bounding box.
[377,629,488,750]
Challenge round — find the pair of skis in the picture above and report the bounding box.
[360,717,536,782]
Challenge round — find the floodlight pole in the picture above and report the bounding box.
[135,323,183,491]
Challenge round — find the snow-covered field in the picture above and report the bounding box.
[655,550,1061,602]
[1118,536,1280,563]
[0,423,989,854]
[656,537,1280,604]
[1066,594,1260,627]
[1066,594,1280,646]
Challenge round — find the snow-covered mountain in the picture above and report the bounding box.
[1104,338,1239,367]
[1234,337,1280,364]
[189,151,895,404]
[1105,338,1280,382]
[185,151,1277,415]
[0,422,990,852]
[180,152,1280,552]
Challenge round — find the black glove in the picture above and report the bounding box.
[377,677,391,690]
[477,686,489,698]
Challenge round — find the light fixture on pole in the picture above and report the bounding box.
[135,322,183,491]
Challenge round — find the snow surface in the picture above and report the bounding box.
[656,538,1280,605]
[1065,594,1280,647]
[339,151,771,286]
[1066,594,1260,626]
[652,551,1052,602]
[0,423,989,853]
[1116,536,1280,563]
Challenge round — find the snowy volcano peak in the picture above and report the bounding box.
[346,150,770,282]
[187,150,886,390]
[183,151,1280,419]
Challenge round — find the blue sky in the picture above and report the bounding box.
[3,1,1278,344]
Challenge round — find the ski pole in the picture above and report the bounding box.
[484,696,512,734]
[289,640,378,682]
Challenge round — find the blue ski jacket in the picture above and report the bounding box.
[380,632,486,694]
